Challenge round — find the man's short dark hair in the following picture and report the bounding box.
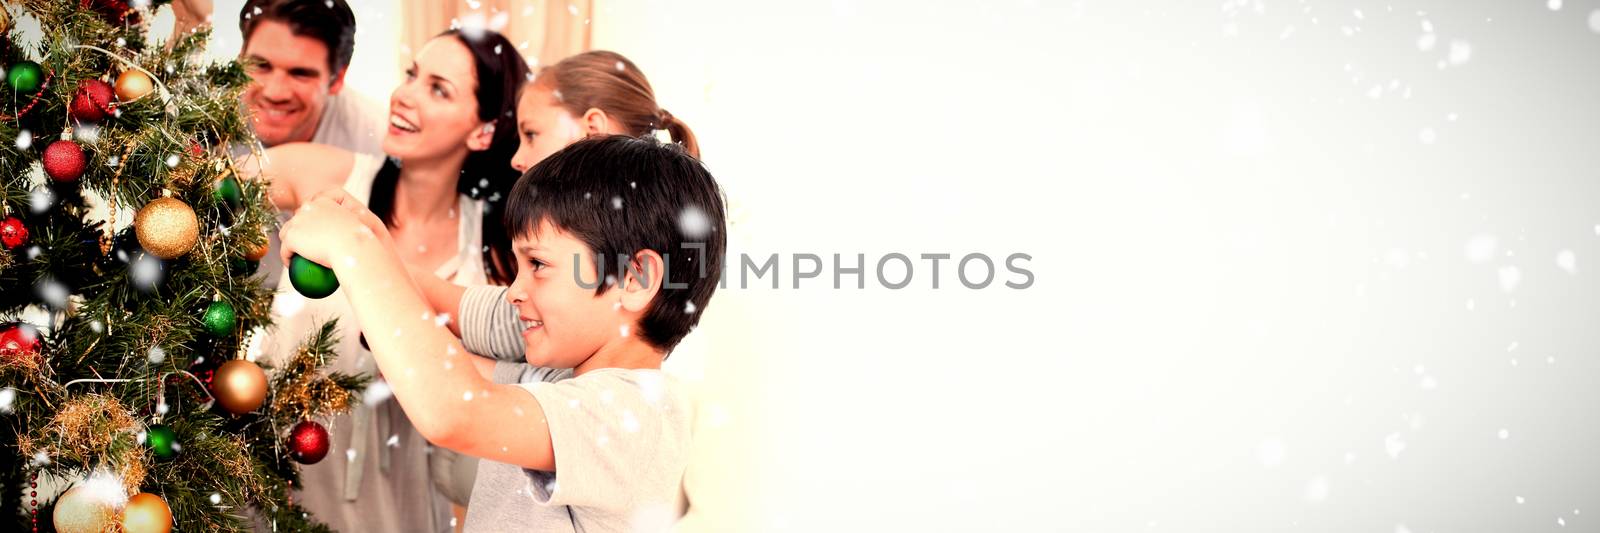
[505,136,727,353]
[239,0,357,76]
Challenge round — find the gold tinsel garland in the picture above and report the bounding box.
[108,444,149,495]
[21,395,147,493]
[269,345,352,421]
[44,394,138,458]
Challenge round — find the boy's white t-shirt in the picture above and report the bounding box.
[464,363,695,532]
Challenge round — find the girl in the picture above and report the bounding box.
[512,50,700,171]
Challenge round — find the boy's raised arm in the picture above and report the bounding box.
[279,196,559,471]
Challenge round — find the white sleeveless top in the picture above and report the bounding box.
[261,153,486,533]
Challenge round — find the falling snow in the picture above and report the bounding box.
[1448,40,1473,65]
[131,254,164,291]
[30,186,55,214]
[1557,249,1577,274]
[36,278,69,309]
[679,206,712,238]
[1385,433,1407,459]
[1498,266,1522,292]
[364,381,393,406]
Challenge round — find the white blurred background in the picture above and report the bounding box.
[162,0,1600,531]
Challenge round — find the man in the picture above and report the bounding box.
[174,0,389,289]
[174,0,385,155]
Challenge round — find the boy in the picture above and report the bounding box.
[278,135,726,531]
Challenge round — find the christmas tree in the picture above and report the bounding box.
[0,2,362,531]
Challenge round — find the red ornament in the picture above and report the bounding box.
[43,140,86,182]
[288,420,330,464]
[1,217,26,249]
[69,80,115,122]
[0,323,42,362]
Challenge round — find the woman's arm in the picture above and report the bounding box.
[237,143,355,211]
[409,265,470,337]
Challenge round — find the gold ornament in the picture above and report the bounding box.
[115,70,155,101]
[121,492,173,533]
[0,8,10,34]
[52,486,118,533]
[213,359,268,414]
[134,198,199,260]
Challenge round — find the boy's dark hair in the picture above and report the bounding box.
[239,0,357,77]
[505,135,727,352]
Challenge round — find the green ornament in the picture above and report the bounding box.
[289,254,339,299]
[146,424,179,460]
[230,257,259,276]
[6,61,43,93]
[215,176,243,207]
[202,300,236,336]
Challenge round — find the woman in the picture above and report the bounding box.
[247,29,526,533]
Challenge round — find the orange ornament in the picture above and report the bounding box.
[115,70,154,101]
[121,492,172,533]
[244,238,269,261]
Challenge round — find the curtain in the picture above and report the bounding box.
[401,0,594,71]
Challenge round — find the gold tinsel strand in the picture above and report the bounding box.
[217,435,264,503]
[111,445,149,495]
[269,346,353,421]
[0,346,43,373]
[47,394,137,459]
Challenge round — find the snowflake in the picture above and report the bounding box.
[131,254,164,292]
[1556,250,1577,274]
[678,206,711,238]
[1448,40,1473,65]
[1385,433,1407,459]
[1498,266,1522,293]
[363,381,393,407]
